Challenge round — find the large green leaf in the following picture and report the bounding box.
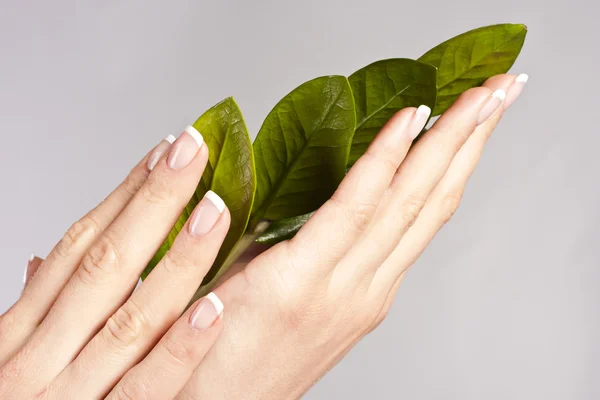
[142,97,255,283]
[419,23,527,115]
[249,75,356,228]
[347,58,437,167]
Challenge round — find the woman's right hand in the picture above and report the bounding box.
[178,73,528,400]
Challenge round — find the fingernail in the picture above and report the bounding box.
[23,253,34,285]
[188,191,225,236]
[167,126,204,170]
[477,89,506,125]
[147,135,176,171]
[504,74,529,110]
[407,105,431,140]
[190,292,224,331]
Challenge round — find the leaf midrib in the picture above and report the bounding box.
[256,87,344,220]
[436,28,525,92]
[355,84,411,131]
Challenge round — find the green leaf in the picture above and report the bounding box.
[419,23,527,115]
[347,58,437,167]
[255,212,314,245]
[142,97,255,283]
[249,75,356,228]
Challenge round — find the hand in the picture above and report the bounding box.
[0,127,231,399]
[179,74,528,399]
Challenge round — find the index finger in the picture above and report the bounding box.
[290,106,431,272]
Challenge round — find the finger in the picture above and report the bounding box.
[107,293,224,400]
[23,254,43,288]
[0,136,174,366]
[371,74,522,307]
[3,127,208,394]
[290,106,431,275]
[53,192,230,398]
[338,86,502,283]
[20,230,262,295]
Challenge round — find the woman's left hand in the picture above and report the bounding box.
[1,127,230,399]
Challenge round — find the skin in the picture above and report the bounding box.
[0,130,231,399]
[0,73,524,399]
[177,74,523,400]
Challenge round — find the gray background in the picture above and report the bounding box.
[0,0,598,398]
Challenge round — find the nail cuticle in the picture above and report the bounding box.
[188,191,225,236]
[190,292,223,331]
[167,126,205,170]
[407,105,431,140]
[477,89,506,125]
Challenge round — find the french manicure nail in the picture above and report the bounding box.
[167,126,204,170]
[407,105,431,140]
[23,253,34,285]
[190,292,223,331]
[147,135,176,171]
[189,191,225,236]
[477,89,506,125]
[504,73,529,110]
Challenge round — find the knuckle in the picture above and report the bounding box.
[55,217,99,259]
[266,250,308,330]
[350,202,377,233]
[361,149,398,177]
[400,195,426,228]
[440,190,463,224]
[104,299,147,348]
[162,247,196,275]
[367,314,385,334]
[371,307,389,332]
[355,303,388,335]
[78,235,119,283]
[112,381,149,400]
[328,195,377,234]
[140,175,175,206]
[162,335,194,366]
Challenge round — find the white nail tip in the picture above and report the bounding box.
[204,190,226,213]
[184,125,204,147]
[493,89,507,101]
[516,73,529,84]
[206,292,224,315]
[165,134,176,144]
[416,105,432,118]
[29,253,35,262]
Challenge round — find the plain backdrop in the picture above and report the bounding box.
[1,0,598,399]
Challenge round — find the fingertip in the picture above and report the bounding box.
[24,254,43,287]
[374,106,418,145]
[189,191,228,237]
[189,292,224,331]
[205,191,226,214]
